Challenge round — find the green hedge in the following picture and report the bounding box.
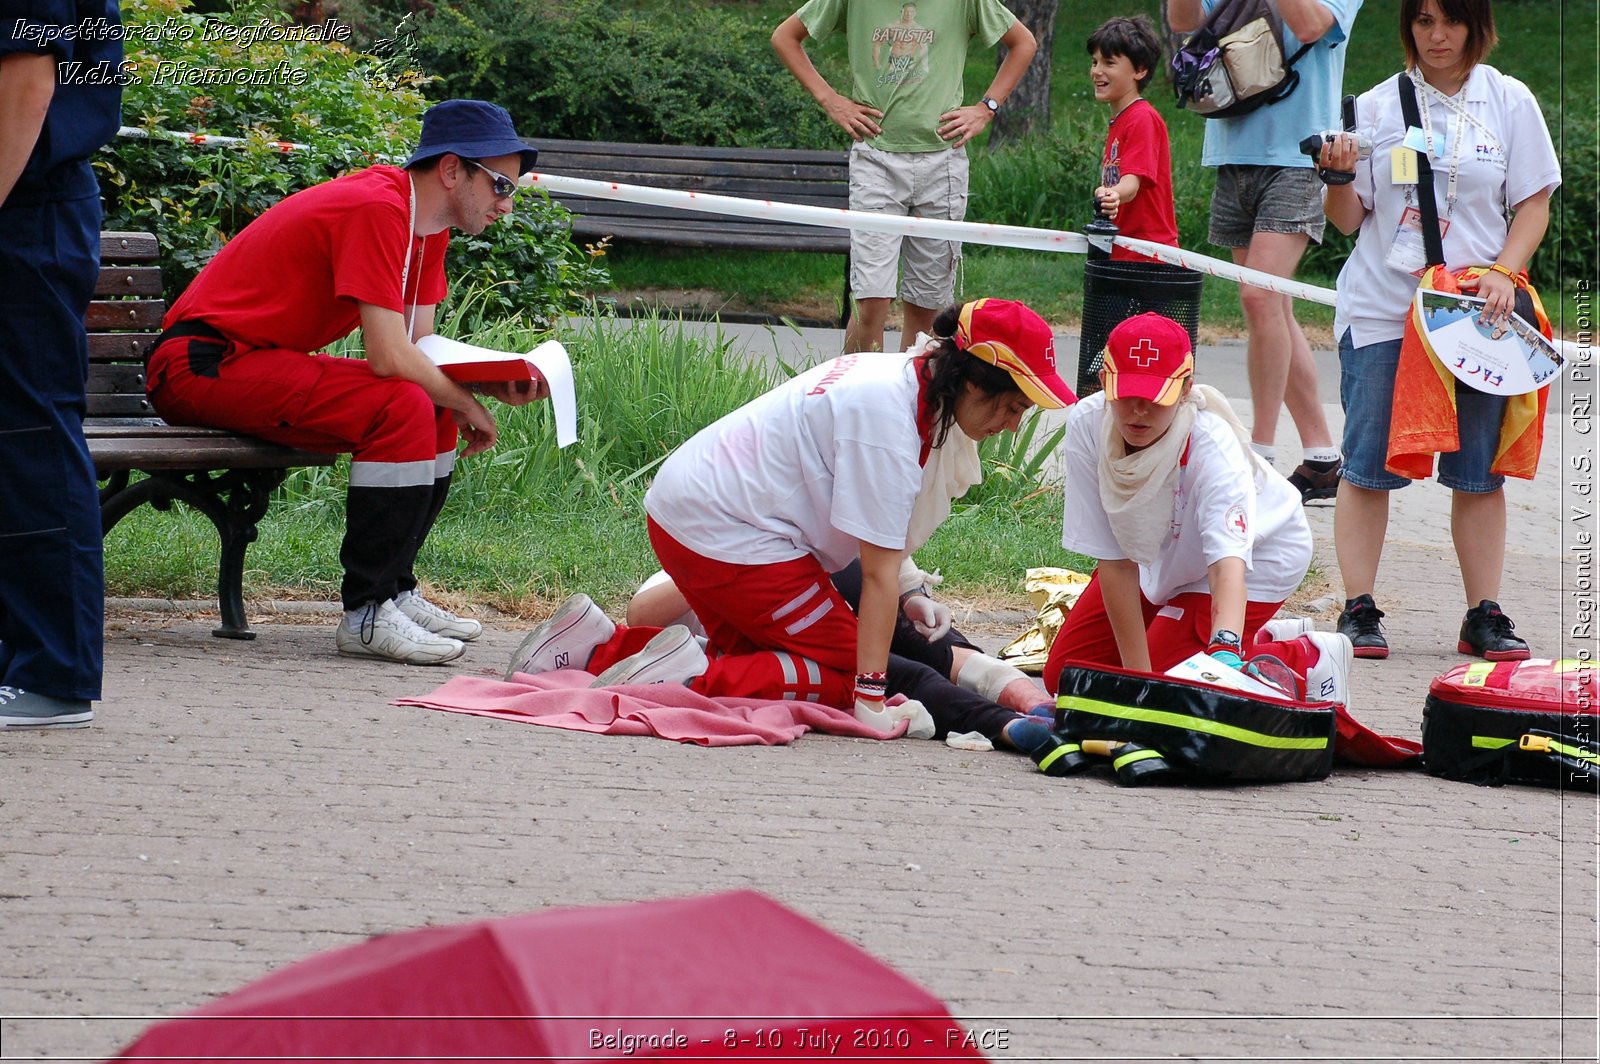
[102,0,605,324]
[410,0,838,149]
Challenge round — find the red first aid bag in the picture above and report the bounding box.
[1422,658,1599,788]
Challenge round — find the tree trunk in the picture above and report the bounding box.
[990,0,1058,147]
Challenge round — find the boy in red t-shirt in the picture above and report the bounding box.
[1088,16,1178,263]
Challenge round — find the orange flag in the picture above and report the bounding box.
[1386,265,1550,481]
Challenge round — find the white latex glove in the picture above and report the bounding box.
[888,698,937,740]
[853,697,898,734]
[901,593,953,642]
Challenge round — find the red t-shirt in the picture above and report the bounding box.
[164,165,450,352]
[1100,98,1178,263]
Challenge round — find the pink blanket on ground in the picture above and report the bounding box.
[393,670,907,746]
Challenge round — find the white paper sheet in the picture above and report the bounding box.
[416,333,578,448]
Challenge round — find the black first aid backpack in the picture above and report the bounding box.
[1171,0,1318,119]
[1055,663,1337,784]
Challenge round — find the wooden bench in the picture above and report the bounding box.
[535,139,853,326]
[87,231,336,640]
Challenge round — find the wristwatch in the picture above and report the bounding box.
[1207,629,1242,655]
[980,96,1000,115]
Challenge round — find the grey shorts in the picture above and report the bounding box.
[848,141,968,308]
[1208,164,1325,247]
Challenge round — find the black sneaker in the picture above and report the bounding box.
[1458,600,1531,661]
[1289,458,1341,504]
[1337,594,1389,659]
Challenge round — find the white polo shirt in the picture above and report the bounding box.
[646,353,924,572]
[1333,65,1561,348]
[1060,393,1312,604]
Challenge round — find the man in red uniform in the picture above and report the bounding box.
[147,100,545,665]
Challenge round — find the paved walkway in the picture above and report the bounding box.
[2,324,1596,1062]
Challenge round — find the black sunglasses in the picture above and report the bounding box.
[463,158,518,198]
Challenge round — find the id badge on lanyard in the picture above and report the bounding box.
[1385,205,1450,277]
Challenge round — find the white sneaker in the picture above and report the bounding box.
[589,625,708,688]
[336,600,465,665]
[1255,616,1316,645]
[1303,631,1353,709]
[395,590,482,641]
[506,593,616,679]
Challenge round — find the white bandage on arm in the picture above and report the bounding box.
[897,555,943,598]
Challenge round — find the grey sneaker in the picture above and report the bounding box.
[0,687,93,729]
[396,590,482,641]
[336,600,465,665]
[506,593,615,679]
[589,625,708,688]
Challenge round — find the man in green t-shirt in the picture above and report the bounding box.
[774,0,1035,354]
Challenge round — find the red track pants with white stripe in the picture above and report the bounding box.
[147,334,457,609]
[1042,569,1314,694]
[594,518,858,706]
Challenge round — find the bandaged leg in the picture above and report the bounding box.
[953,649,1044,711]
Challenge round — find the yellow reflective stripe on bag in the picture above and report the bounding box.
[1058,695,1330,751]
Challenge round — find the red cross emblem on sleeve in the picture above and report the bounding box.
[1127,338,1161,368]
[1227,505,1248,536]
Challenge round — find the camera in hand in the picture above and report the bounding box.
[1298,130,1374,160]
[1300,131,1373,186]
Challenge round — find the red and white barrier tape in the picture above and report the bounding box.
[118,124,309,153]
[524,171,1340,307]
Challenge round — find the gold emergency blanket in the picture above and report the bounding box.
[997,567,1092,673]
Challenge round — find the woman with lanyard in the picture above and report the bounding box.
[509,299,1076,733]
[1318,0,1559,660]
[1042,313,1351,708]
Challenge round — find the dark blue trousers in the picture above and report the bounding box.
[0,171,105,701]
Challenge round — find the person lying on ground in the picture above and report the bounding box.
[610,561,1049,750]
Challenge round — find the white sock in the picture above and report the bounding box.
[344,600,388,629]
[954,653,1031,703]
[1304,447,1340,464]
[1250,442,1276,463]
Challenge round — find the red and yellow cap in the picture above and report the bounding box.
[1100,312,1194,406]
[955,298,1077,410]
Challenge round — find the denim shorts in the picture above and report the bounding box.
[1208,164,1325,247]
[1338,330,1507,493]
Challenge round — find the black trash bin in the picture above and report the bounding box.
[1077,257,1204,398]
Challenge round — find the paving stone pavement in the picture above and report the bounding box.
[2,330,1596,1063]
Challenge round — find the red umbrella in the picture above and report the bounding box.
[115,890,985,1062]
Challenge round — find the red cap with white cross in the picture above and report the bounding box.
[1100,312,1194,407]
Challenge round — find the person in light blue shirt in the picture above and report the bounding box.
[1167,0,1363,505]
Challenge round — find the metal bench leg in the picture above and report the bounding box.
[99,467,289,640]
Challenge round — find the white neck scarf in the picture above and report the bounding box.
[1096,384,1254,566]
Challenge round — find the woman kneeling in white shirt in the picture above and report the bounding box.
[1043,313,1351,706]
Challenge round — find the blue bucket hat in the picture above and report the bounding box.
[403,99,539,173]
